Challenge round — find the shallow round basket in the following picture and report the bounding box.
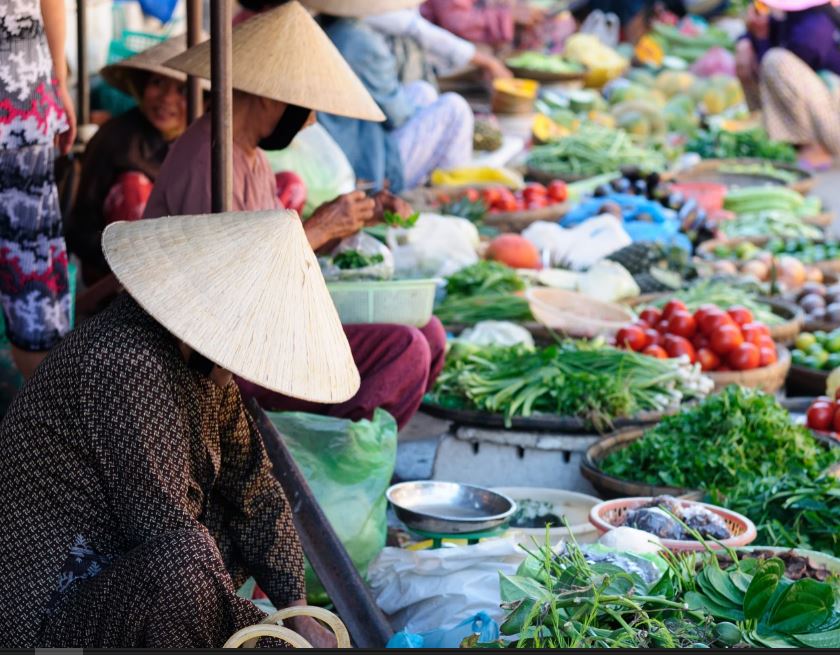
[483,202,571,233]
[507,65,587,84]
[525,287,636,338]
[589,497,757,552]
[707,345,791,393]
[671,158,814,194]
[580,429,704,501]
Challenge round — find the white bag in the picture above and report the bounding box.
[578,10,620,48]
[387,213,480,279]
[263,124,356,217]
[522,216,631,271]
[321,232,395,281]
[367,538,524,635]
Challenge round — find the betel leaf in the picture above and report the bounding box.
[499,597,539,636]
[743,558,784,620]
[499,573,547,604]
[685,591,745,623]
[765,578,835,635]
[704,567,745,607]
[794,627,840,648]
[729,570,753,594]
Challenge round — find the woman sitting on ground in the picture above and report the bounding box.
[65,36,199,287]
[735,0,840,170]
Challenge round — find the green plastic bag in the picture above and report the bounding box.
[268,408,397,604]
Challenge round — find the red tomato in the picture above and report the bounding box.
[662,300,688,321]
[464,188,480,203]
[696,347,721,372]
[740,323,764,346]
[639,307,662,326]
[832,408,840,433]
[759,345,778,367]
[481,187,502,206]
[522,183,547,201]
[758,334,776,351]
[710,323,744,356]
[748,322,771,337]
[663,335,697,363]
[701,310,735,336]
[727,305,754,326]
[728,342,760,371]
[807,401,836,431]
[693,333,710,350]
[643,344,668,359]
[667,310,697,339]
[657,319,670,334]
[694,304,719,326]
[547,180,568,203]
[616,326,647,352]
[644,328,662,347]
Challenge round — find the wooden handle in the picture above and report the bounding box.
[223,624,312,649]
[261,606,351,649]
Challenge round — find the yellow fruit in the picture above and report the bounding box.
[702,88,728,115]
[654,71,696,97]
[431,166,524,188]
[493,78,539,99]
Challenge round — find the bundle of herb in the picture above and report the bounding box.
[433,293,533,325]
[444,261,525,299]
[332,250,384,270]
[382,210,419,229]
[428,341,712,429]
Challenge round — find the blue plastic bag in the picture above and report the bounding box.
[386,612,500,649]
[137,0,178,23]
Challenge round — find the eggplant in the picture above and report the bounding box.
[594,184,612,198]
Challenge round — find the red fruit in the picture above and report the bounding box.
[700,310,734,336]
[759,345,778,367]
[522,183,547,201]
[639,307,662,326]
[275,171,307,213]
[644,328,662,347]
[486,234,541,269]
[481,187,502,206]
[741,323,764,346]
[616,326,648,352]
[662,300,688,321]
[668,310,697,339]
[547,180,569,203]
[696,347,721,372]
[643,344,668,359]
[464,188,481,203]
[728,342,760,371]
[832,408,840,433]
[694,304,719,326]
[693,333,710,350]
[807,401,836,431]
[727,305,754,326]
[657,319,670,334]
[663,335,697,363]
[758,334,776,351]
[710,323,744,356]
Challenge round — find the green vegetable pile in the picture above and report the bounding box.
[444,261,525,299]
[650,280,782,325]
[427,340,712,430]
[650,21,732,63]
[332,250,384,270]
[527,125,667,179]
[718,163,801,185]
[477,534,840,648]
[686,128,797,163]
[719,186,823,240]
[601,386,840,556]
[382,210,419,229]
[765,237,840,264]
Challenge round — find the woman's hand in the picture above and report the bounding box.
[287,615,338,648]
[472,51,513,80]
[304,191,376,250]
[373,190,413,222]
[55,81,77,155]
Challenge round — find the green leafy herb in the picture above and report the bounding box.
[332,250,384,270]
[382,210,419,229]
[444,261,525,299]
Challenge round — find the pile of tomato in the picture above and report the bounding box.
[463,181,569,213]
[615,300,779,372]
[805,392,840,434]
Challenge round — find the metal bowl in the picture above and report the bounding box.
[387,481,516,534]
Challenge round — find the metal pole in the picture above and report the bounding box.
[246,398,395,648]
[210,0,232,213]
[76,0,90,126]
[186,0,203,123]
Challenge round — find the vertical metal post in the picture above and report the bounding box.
[76,0,90,126]
[186,0,203,123]
[210,0,233,213]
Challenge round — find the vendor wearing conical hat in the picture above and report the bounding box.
[66,35,207,289]
[0,211,356,647]
[144,1,447,431]
[735,0,840,170]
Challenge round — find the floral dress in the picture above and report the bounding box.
[0,0,71,351]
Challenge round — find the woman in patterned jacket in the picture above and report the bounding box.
[0,210,358,647]
[0,0,77,379]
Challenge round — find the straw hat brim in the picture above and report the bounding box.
[164,1,385,122]
[102,210,361,403]
[101,34,210,99]
[301,0,424,17]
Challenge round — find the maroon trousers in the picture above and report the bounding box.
[237,318,447,430]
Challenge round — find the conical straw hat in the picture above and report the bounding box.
[101,34,210,99]
[102,210,361,403]
[164,1,384,121]
[300,0,423,16]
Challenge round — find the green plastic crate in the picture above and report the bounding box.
[327,279,440,327]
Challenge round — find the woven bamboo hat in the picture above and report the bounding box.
[165,1,384,121]
[101,34,209,99]
[300,0,423,16]
[102,210,361,403]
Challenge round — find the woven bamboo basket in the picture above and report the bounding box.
[589,497,757,552]
[491,79,539,115]
[669,158,815,195]
[580,428,704,501]
[224,605,350,649]
[526,287,636,338]
[707,345,791,393]
[482,202,571,233]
